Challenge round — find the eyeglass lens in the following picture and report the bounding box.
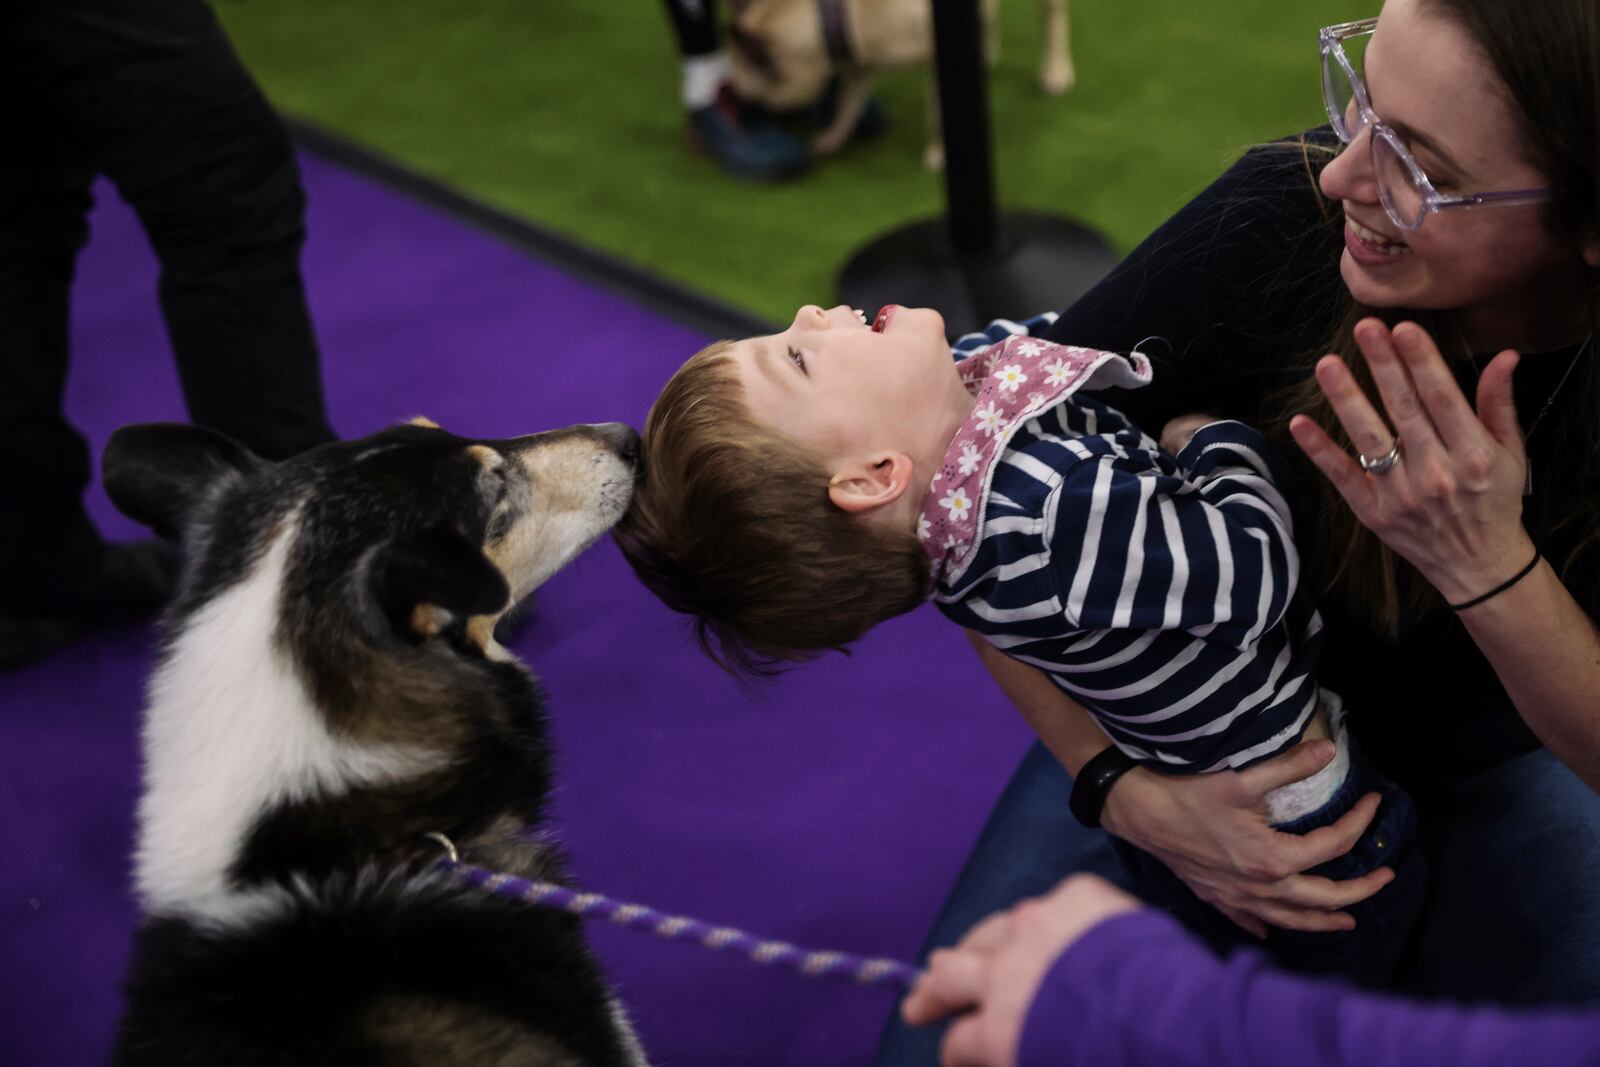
[1326,32,1369,135]
[1324,31,1428,229]
[1372,132,1427,228]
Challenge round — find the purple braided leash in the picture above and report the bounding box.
[425,833,924,989]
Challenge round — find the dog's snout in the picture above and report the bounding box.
[592,422,641,465]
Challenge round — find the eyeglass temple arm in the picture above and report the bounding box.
[1320,16,1378,42]
[1444,188,1552,209]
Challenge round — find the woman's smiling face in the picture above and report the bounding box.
[1318,0,1593,346]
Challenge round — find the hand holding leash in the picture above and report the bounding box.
[900,875,1141,1067]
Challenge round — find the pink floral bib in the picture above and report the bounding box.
[919,335,1152,588]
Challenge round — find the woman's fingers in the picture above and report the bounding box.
[1217,903,1270,940]
[1314,345,1407,463]
[1357,320,1453,460]
[940,1016,996,1067]
[1475,349,1525,456]
[1237,898,1357,933]
[1386,321,1484,454]
[1289,413,1379,517]
[957,912,1017,955]
[1276,792,1383,870]
[1238,737,1336,797]
[1274,866,1395,910]
[902,949,987,1026]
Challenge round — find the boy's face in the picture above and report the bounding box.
[731,303,971,471]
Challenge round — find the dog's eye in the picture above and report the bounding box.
[787,346,807,375]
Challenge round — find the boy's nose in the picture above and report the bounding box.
[791,304,829,330]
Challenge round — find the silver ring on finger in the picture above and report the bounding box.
[1358,436,1402,476]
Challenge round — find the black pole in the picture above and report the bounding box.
[837,0,1119,336]
[932,0,999,253]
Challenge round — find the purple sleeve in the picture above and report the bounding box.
[1018,910,1600,1067]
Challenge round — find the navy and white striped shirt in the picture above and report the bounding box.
[934,316,1324,772]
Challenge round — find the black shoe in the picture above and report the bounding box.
[0,615,84,672]
[0,541,178,671]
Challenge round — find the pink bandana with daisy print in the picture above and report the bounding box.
[919,335,1152,588]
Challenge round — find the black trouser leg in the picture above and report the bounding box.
[65,0,335,461]
[661,0,720,58]
[0,35,103,608]
[1,0,333,616]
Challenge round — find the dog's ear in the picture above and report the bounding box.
[371,522,510,639]
[103,423,265,540]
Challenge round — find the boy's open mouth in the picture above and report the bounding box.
[872,305,898,333]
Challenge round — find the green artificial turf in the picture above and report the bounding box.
[215,0,1369,326]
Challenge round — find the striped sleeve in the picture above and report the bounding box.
[1048,420,1300,649]
[952,312,1061,359]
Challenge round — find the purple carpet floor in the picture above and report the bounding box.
[0,149,1033,1066]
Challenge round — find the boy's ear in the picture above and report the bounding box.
[370,521,511,640]
[827,452,915,514]
[103,422,265,540]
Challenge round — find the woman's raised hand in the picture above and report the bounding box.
[1288,317,1536,605]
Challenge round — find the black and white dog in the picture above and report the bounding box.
[103,416,649,1066]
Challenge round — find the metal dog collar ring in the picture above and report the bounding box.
[1359,436,1402,476]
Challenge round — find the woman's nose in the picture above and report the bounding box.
[1319,128,1380,206]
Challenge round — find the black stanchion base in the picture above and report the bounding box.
[837,211,1119,337]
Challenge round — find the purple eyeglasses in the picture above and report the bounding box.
[1320,17,1550,232]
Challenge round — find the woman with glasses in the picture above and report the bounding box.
[879,0,1600,1063]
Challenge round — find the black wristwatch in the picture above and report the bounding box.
[1069,745,1139,829]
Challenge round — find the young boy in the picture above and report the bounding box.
[615,302,1422,982]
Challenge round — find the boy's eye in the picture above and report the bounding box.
[787,346,807,375]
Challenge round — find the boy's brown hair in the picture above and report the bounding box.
[614,341,928,674]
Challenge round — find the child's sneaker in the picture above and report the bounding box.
[688,85,810,181]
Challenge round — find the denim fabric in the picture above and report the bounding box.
[873,744,1148,1067]
[874,742,1600,1067]
[1396,745,1600,1005]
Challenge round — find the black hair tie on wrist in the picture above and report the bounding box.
[1069,745,1139,829]
[1447,548,1542,612]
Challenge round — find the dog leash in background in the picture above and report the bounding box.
[816,0,854,64]
[424,832,924,989]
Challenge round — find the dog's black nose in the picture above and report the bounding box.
[593,421,641,464]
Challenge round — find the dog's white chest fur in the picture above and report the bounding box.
[136,521,437,924]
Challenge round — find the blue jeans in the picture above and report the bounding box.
[875,742,1600,1066]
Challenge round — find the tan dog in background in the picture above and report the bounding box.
[728,0,1073,169]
